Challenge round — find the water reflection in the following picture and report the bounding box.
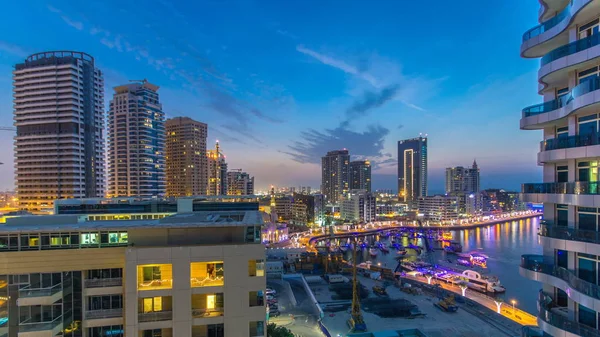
[318,217,543,314]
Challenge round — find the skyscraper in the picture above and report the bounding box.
[349,160,372,192]
[107,80,165,198]
[165,117,208,197]
[397,136,427,206]
[519,2,600,335]
[13,51,105,212]
[207,141,227,195]
[226,169,254,195]
[321,150,350,204]
[445,161,480,194]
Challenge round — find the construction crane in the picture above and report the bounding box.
[347,237,367,332]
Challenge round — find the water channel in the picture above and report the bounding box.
[324,216,543,314]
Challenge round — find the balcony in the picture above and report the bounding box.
[537,290,600,337]
[138,310,172,323]
[522,4,571,42]
[522,181,600,194]
[521,254,600,301]
[19,315,63,336]
[522,77,600,118]
[85,308,123,320]
[85,278,123,288]
[192,293,224,318]
[539,222,600,244]
[540,134,600,152]
[17,284,63,306]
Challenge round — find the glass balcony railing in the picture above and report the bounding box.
[19,315,62,333]
[538,290,600,337]
[84,278,122,288]
[138,311,172,323]
[541,34,600,65]
[18,283,62,298]
[85,308,123,320]
[522,254,600,300]
[539,222,600,244]
[192,307,224,318]
[540,133,600,151]
[522,2,572,42]
[522,181,600,194]
[522,77,600,117]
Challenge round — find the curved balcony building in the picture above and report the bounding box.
[521,2,600,335]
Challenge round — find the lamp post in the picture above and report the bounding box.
[494,298,503,314]
[511,299,517,315]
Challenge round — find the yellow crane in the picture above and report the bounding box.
[347,237,367,332]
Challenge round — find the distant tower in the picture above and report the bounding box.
[321,150,350,204]
[207,141,227,195]
[270,186,278,223]
[397,136,428,207]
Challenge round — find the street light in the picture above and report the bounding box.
[511,299,517,314]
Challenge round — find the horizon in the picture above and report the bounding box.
[0,1,543,192]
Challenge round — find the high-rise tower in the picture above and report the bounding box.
[165,117,208,197]
[207,141,227,195]
[397,136,427,207]
[520,1,600,335]
[13,51,105,212]
[107,80,165,198]
[349,160,372,192]
[321,150,350,204]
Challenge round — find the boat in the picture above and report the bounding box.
[396,248,407,255]
[455,252,488,268]
[444,241,463,254]
[369,248,378,257]
[378,243,389,253]
[460,270,505,293]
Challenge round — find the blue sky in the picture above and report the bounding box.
[0,0,543,193]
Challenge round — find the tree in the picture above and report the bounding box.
[267,323,294,337]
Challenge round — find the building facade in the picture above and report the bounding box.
[321,150,350,204]
[519,2,600,335]
[0,201,265,337]
[397,137,427,207]
[446,161,480,195]
[108,80,165,198]
[165,117,208,197]
[416,195,460,222]
[13,51,105,213]
[340,189,376,223]
[349,160,372,192]
[226,170,254,196]
[207,142,227,196]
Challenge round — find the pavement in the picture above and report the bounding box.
[268,278,323,337]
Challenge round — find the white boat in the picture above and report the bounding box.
[369,248,378,257]
[460,270,505,293]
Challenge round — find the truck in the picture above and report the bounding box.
[325,274,345,284]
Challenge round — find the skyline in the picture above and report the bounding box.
[0,1,543,193]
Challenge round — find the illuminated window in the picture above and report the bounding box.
[81,233,99,246]
[137,264,172,290]
[190,262,224,287]
[192,293,224,317]
[248,260,265,277]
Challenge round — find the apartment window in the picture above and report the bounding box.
[579,303,597,329]
[141,329,172,337]
[556,204,568,226]
[137,264,172,290]
[577,253,599,285]
[192,324,224,337]
[556,249,568,269]
[20,234,39,251]
[249,291,264,307]
[249,321,264,337]
[192,293,224,317]
[87,268,122,279]
[556,166,569,183]
[87,325,123,337]
[556,126,569,138]
[578,114,600,136]
[578,207,599,231]
[139,296,171,313]
[578,66,600,85]
[88,295,122,310]
[579,18,600,39]
[190,262,224,287]
[577,161,599,182]
[248,260,265,277]
[81,232,99,246]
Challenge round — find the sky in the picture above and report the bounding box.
[0,0,544,194]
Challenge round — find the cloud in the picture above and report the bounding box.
[397,124,404,129]
[276,29,298,40]
[250,108,283,124]
[0,41,28,57]
[47,5,83,30]
[342,84,400,127]
[286,125,389,164]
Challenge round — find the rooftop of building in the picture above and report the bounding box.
[0,210,263,233]
[54,196,259,205]
[113,79,159,93]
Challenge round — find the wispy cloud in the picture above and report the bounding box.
[342,84,400,127]
[0,41,28,57]
[46,5,83,30]
[276,29,298,40]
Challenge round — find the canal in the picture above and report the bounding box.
[330,216,543,314]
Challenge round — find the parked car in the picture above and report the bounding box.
[266,294,276,301]
[266,288,277,295]
[267,298,278,304]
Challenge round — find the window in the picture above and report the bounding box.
[578,253,598,285]
[249,291,264,307]
[249,321,264,337]
[87,325,123,337]
[81,233,99,246]
[141,329,171,337]
[578,66,599,85]
[192,324,224,337]
[141,297,166,313]
[579,303,597,329]
[190,262,224,287]
[248,260,265,277]
[192,293,224,317]
[556,126,568,139]
[579,18,600,39]
[578,207,598,231]
[556,204,568,227]
[556,249,568,269]
[578,161,599,182]
[556,166,568,183]
[137,264,172,290]
[88,295,122,310]
[578,114,599,136]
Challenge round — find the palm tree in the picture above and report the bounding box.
[266,323,294,337]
